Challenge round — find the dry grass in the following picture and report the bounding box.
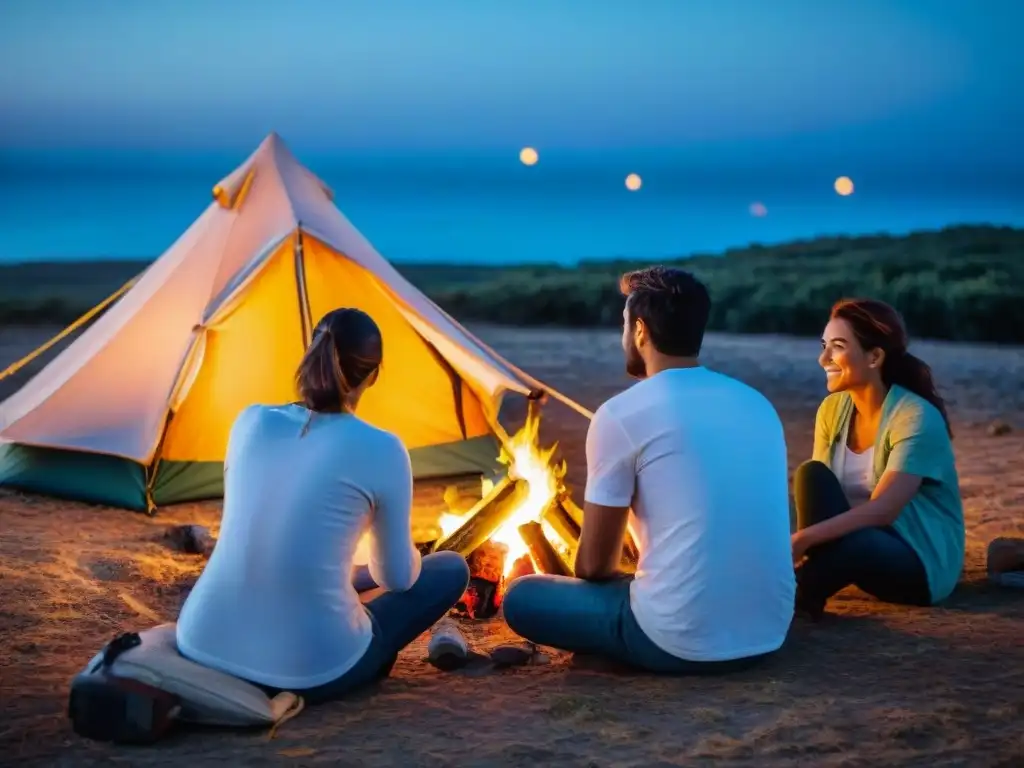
[2,325,1024,767]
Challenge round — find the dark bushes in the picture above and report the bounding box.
[2,226,1022,344]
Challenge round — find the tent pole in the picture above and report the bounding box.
[293,226,313,348]
[419,300,595,421]
[0,276,139,383]
[533,385,594,421]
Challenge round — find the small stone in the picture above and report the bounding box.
[987,537,1024,575]
[489,642,536,668]
[165,524,217,556]
[987,420,1012,437]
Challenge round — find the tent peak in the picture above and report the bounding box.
[257,131,296,162]
[213,132,334,211]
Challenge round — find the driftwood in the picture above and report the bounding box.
[559,495,638,574]
[434,477,528,556]
[518,521,571,576]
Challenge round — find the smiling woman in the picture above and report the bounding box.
[792,298,965,619]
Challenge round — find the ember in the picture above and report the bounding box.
[450,541,508,620]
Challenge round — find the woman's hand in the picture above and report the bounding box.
[791,528,815,565]
[791,471,924,565]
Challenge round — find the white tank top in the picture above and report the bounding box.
[840,445,875,506]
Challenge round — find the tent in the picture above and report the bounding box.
[0,132,574,513]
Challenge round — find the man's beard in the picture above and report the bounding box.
[624,336,647,379]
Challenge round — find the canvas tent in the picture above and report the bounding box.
[0,132,560,513]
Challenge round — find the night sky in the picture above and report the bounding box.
[1,0,1021,180]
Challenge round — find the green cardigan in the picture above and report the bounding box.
[812,385,965,603]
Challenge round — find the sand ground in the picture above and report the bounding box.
[1,324,1023,767]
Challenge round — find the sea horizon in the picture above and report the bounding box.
[2,149,1023,267]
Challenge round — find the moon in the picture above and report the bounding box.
[834,176,854,196]
[519,147,539,166]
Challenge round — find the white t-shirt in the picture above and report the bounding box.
[839,445,876,507]
[176,404,422,690]
[585,367,795,662]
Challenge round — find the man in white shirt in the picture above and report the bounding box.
[503,266,795,672]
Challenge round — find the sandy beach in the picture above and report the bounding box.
[2,324,1023,767]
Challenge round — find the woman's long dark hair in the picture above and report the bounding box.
[295,308,382,414]
[831,298,952,437]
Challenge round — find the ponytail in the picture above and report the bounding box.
[294,308,383,418]
[295,328,353,413]
[882,351,953,438]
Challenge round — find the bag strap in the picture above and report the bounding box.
[267,695,306,740]
[90,632,143,673]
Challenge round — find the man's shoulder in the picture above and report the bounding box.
[698,369,782,424]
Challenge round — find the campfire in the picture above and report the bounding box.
[424,402,639,619]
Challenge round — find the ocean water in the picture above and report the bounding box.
[1,153,1022,265]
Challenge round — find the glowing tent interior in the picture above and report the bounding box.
[0,133,582,513]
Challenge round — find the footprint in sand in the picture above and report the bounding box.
[78,554,140,583]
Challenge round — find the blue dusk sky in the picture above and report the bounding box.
[0,0,1021,178]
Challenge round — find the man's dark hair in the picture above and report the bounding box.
[619,266,711,357]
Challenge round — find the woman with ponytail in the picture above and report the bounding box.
[791,298,964,617]
[177,308,469,703]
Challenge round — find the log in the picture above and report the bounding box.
[562,497,638,562]
[542,499,581,553]
[452,578,502,620]
[467,540,508,584]
[434,477,528,556]
[618,544,639,574]
[518,521,570,576]
[623,533,640,562]
[558,495,638,574]
[560,494,584,527]
[412,523,442,546]
[506,554,535,584]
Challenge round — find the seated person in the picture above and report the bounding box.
[503,267,795,673]
[792,298,964,617]
[176,308,469,704]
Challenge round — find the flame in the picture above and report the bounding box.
[438,407,566,576]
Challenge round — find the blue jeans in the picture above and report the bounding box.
[503,574,770,674]
[794,460,930,611]
[258,551,469,705]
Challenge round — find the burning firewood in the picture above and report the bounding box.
[467,540,508,584]
[449,540,508,621]
[506,554,535,583]
[542,499,581,554]
[434,477,529,556]
[560,495,639,573]
[518,521,571,576]
[452,580,501,620]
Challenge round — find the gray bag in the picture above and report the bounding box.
[69,623,304,744]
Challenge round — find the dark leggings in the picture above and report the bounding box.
[794,460,930,608]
